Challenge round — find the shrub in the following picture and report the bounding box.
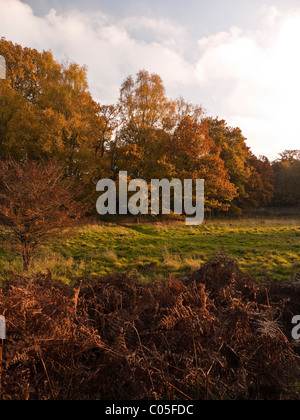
[0,159,86,272]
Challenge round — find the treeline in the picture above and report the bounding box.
[272,150,300,208]
[0,39,299,215]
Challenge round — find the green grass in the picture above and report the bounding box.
[0,218,299,284]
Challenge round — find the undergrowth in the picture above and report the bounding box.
[0,253,299,400]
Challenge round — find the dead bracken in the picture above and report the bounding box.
[0,253,299,400]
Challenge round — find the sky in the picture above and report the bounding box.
[1,0,300,159]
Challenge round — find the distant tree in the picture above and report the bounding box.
[277,150,300,164]
[245,154,274,208]
[272,152,300,207]
[0,159,86,272]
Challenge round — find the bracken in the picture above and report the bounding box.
[0,253,299,400]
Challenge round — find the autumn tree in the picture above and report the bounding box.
[1,39,286,217]
[113,71,206,179]
[0,159,86,272]
[113,72,239,214]
[0,39,113,199]
[118,70,175,135]
[244,154,274,208]
[168,117,237,212]
[205,117,252,212]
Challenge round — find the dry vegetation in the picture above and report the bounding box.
[0,39,299,402]
[0,253,299,400]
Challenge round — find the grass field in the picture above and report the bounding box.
[0,218,299,284]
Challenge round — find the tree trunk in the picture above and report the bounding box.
[22,247,32,273]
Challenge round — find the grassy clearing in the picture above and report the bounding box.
[0,218,299,284]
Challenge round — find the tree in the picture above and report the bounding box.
[2,38,285,217]
[205,117,251,211]
[113,71,206,179]
[118,70,176,137]
[272,152,300,207]
[169,117,238,212]
[245,154,274,208]
[0,159,86,272]
[0,39,112,201]
[111,70,177,193]
[277,150,300,164]
[114,73,237,215]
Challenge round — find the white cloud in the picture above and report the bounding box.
[0,0,300,158]
[0,0,194,103]
[195,7,300,158]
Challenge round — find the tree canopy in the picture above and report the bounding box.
[0,39,296,216]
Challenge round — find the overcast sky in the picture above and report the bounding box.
[1,0,300,159]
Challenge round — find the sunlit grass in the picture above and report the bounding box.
[0,218,299,283]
